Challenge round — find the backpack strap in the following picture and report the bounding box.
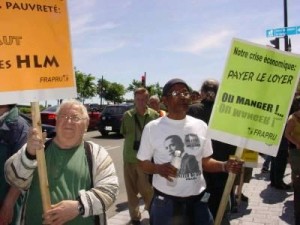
[83,141,102,225]
[84,141,93,188]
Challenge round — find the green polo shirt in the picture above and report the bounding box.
[121,107,159,163]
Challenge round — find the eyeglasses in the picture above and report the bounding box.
[56,114,85,123]
[167,90,191,98]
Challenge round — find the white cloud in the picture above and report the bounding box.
[167,30,235,54]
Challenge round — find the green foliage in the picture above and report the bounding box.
[97,77,126,104]
[75,68,97,103]
[127,79,163,98]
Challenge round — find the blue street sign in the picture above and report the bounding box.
[266,26,300,37]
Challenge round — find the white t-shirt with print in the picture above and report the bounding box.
[137,115,213,197]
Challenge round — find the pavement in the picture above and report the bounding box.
[107,156,295,225]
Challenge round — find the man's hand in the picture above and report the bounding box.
[43,200,79,225]
[225,157,244,174]
[26,128,46,156]
[155,163,178,181]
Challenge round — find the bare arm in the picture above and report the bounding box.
[0,186,21,225]
[202,156,243,174]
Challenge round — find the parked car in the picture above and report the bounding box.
[20,113,56,138]
[41,104,101,130]
[97,104,134,136]
[40,105,57,126]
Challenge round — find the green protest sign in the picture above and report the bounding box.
[208,38,300,156]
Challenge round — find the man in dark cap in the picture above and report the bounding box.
[137,78,243,225]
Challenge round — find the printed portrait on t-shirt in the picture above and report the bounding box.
[164,135,200,179]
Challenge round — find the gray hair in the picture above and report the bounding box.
[56,99,89,123]
[149,95,160,102]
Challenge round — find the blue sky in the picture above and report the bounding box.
[67,0,300,101]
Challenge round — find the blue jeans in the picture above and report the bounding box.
[150,191,214,225]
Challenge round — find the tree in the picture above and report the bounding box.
[127,79,162,98]
[75,69,97,103]
[97,78,126,104]
[105,82,126,104]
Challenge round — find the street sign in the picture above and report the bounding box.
[266,26,300,37]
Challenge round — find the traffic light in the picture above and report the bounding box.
[270,38,280,49]
[141,75,146,87]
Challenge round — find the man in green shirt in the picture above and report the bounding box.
[5,99,119,225]
[121,88,159,225]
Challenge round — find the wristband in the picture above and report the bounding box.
[25,149,36,160]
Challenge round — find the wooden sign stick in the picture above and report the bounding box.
[214,146,244,225]
[31,102,51,212]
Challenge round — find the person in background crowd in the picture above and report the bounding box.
[5,99,119,225]
[187,79,236,224]
[261,154,272,173]
[0,104,29,225]
[120,88,159,225]
[190,90,201,104]
[138,78,243,225]
[285,95,300,225]
[148,95,166,117]
[270,135,291,190]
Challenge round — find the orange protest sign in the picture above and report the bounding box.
[0,0,76,104]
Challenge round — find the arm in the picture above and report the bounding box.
[285,116,300,148]
[0,186,21,225]
[202,156,243,174]
[78,142,119,217]
[4,145,37,190]
[5,128,42,190]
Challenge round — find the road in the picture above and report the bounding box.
[84,130,128,219]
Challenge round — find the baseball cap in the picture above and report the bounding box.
[162,78,190,96]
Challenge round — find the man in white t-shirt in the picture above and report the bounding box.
[137,78,242,225]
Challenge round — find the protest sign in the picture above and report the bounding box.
[0,0,76,104]
[0,0,76,212]
[213,38,300,225]
[208,38,300,157]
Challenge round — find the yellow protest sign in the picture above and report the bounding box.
[241,149,258,168]
[208,38,300,156]
[0,0,76,104]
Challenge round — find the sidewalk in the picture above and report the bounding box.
[108,164,294,225]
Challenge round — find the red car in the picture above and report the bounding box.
[41,105,100,130]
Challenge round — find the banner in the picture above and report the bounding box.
[0,0,76,104]
[208,38,300,156]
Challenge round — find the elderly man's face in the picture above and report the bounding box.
[55,104,88,148]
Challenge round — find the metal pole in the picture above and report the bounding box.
[283,0,289,51]
[100,75,103,106]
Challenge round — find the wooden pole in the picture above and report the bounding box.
[31,102,51,212]
[214,146,244,225]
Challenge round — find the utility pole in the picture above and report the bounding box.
[100,75,104,106]
[283,0,291,51]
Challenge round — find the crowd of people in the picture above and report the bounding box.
[0,77,299,225]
